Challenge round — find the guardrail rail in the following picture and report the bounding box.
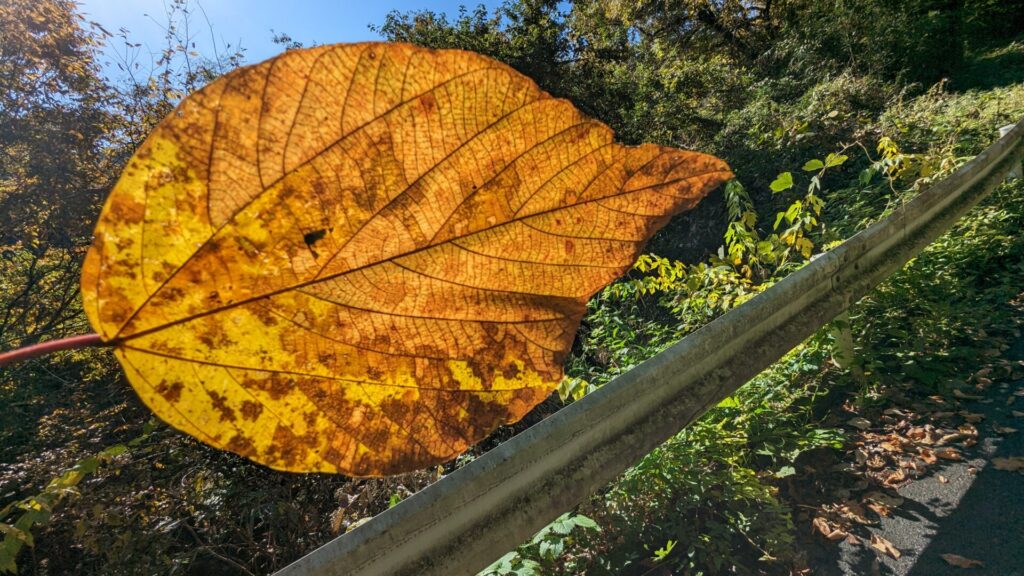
[276,120,1024,576]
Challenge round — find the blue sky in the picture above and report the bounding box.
[78,0,501,77]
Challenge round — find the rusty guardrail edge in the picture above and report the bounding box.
[276,120,1024,576]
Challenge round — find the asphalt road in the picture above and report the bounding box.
[809,339,1024,575]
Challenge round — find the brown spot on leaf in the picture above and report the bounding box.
[207,390,236,422]
[155,380,184,403]
[240,400,263,421]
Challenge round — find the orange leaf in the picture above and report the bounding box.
[812,518,848,542]
[80,43,731,475]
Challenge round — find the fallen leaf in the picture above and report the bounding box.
[907,426,939,445]
[953,389,982,400]
[812,517,848,542]
[879,441,903,453]
[937,432,965,445]
[883,469,908,487]
[839,501,875,525]
[870,534,901,559]
[939,553,984,568]
[935,447,962,461]
[937,474,948,483]
[899,457,922,473]
[992,457,1024,471]
[80,42,731,475]
[848,417,872,430]
[867,454,887,469]
[995,426,1018,434]
[866,502,891,517]
[918,448,937,464]
[959,411,985,423]
[863,491,904,508]
[1013,411,1024,417]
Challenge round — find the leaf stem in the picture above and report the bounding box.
[0,333,107,367]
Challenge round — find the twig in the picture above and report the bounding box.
[0,333,107,367]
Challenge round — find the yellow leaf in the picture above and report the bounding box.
[80,43,732,476]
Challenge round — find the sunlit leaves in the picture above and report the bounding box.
[81,43,731,476]
[769,171,793,193]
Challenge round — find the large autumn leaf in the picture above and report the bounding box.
[82,42,732,476]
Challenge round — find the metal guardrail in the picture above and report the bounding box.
[277,120,1024,576]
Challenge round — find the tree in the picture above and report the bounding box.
[0,0,116,247]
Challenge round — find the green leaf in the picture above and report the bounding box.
[769,172,793,193]
[539,538,564,559]
[802,159,825,171]
[825,153,848,168]
[572,515,600,530]
[717,396,740,408]
[550,517,576,535]
[775,465,796,478]
[653,539,677,561]
[100,444,128,458]
[859,168,875,185]
[518,559,542,575]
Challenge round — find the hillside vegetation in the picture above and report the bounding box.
[1,1,1022,574]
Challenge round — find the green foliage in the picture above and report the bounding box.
[480,513,601,576]
[0,443,129,573]
[546,72,1024,571]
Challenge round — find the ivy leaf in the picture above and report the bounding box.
[81,43,732,476]
[770,171,794,192]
